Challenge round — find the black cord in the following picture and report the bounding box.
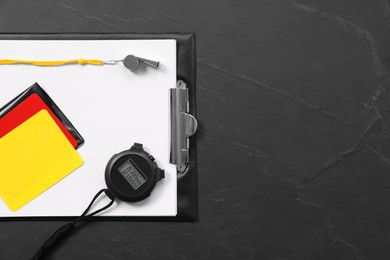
[31,189,115,260]
[80,189,108,217]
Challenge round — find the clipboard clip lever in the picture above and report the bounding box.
[170,80,198,174]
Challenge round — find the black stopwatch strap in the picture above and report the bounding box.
[104,188,116,200]
[31,189,115,260]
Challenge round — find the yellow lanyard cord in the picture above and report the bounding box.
[0,58,103,66]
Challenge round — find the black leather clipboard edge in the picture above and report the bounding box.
[0,82,85,149]
[0,33,197,222]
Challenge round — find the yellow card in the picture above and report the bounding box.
[0,109,83,211]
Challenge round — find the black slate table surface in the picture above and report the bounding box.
[1,1,390,259]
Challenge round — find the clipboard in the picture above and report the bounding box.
[0,33,198,221]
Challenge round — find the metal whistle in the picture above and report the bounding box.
[103,55,160,71]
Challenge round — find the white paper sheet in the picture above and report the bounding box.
[0,39,177,217]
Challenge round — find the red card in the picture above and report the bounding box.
[0,93,78,148]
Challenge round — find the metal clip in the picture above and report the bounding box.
[170,80,198,174]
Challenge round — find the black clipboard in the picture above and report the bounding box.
[0,33,198,222]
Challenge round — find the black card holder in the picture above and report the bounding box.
[0,33,197,221]
[0,82,85,149]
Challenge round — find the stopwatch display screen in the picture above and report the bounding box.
[117,159,148,190]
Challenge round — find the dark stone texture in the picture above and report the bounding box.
[0,0,390,259]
